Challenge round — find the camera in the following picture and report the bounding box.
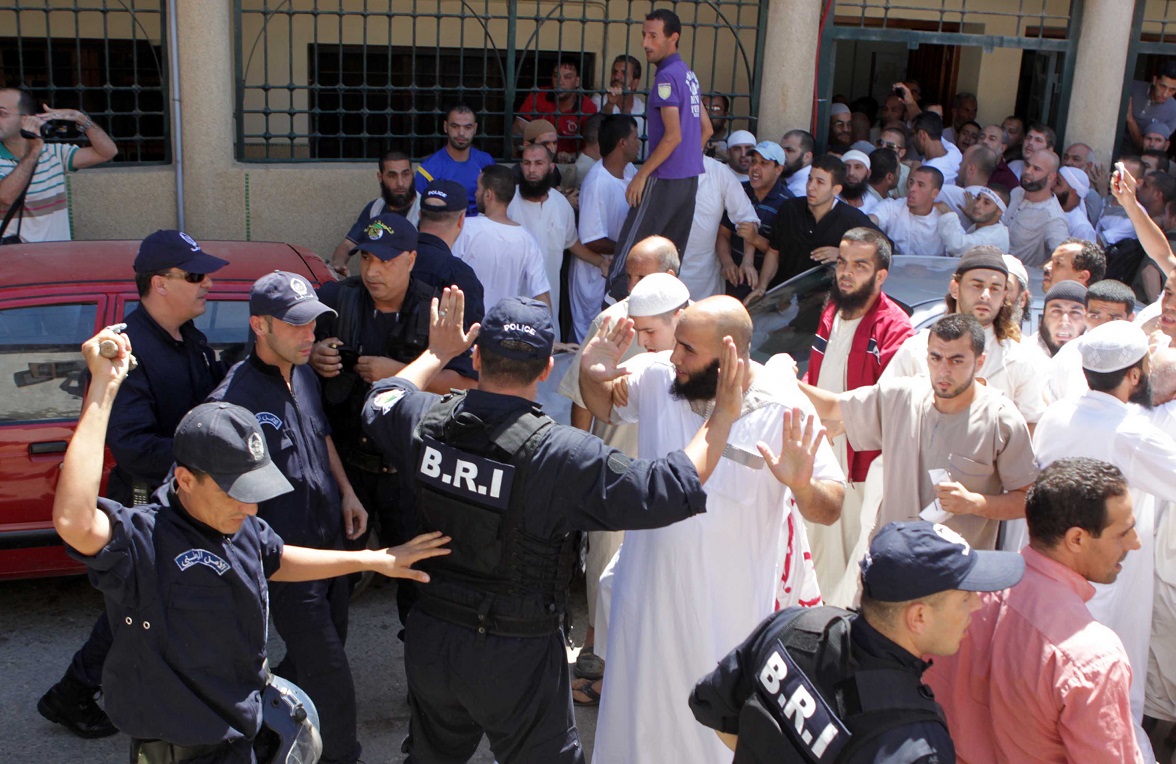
[19,120,84,144]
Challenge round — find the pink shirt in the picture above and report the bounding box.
[925,547,1143,764]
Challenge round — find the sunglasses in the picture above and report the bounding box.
[166,270,207,283]
[875,140,901,149]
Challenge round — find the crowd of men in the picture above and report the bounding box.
[11,14,1176,764]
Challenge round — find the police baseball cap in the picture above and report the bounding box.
[749,140,787,165]
[860,521,1025,602]
[421,180,467,213]
[476,297,555,361]
[173,402,293,503]
[250,270,336,326]
[349,212,418,262]
[134,229,229,275]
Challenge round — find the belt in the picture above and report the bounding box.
[339,447,396,475]
[417,594,562,638]
[132,738,231,763]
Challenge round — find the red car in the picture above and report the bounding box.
[0,240,335,580]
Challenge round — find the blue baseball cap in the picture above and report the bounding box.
[476,297,555,361]
[860,521,1025,602]
[134,229,229,275]
[173,402,293,503]
[250,270,336,325]
[749,140,787,165]
[421,180,467,212]
[349,212,418,261]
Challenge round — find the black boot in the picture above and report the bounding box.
[37,671,118,738]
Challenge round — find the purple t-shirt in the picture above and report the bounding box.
[646,53,704,180]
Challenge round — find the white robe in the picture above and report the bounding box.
[592,353,842,764]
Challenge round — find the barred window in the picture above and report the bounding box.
[0,2,169,164]
[236,0,766,163]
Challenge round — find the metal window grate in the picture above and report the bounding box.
[1139,0,1175,49]
[0,1,170,164]
[831,0,1074,40]
[235,0,767,163]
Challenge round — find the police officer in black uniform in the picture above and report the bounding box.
[361,287,748,762]
[414,179,485,320]
[39,229,230,739]
[55,328,449,764]
[208,271,369,764]
[690,521,1026,764]
[311,212,480,624]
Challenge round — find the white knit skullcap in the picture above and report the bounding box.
[1078,320,1148,373]
[628,273,691,317]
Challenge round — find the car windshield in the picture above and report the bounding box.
[747,266,834,375]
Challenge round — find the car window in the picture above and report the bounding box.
[747,266,834,375]
[0,303,97,423]
[123,299,251,353]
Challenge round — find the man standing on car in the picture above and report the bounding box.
[0,87,118,243]
[37,229,230,739]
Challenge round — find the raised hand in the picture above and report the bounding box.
[757,407,826,490]
[712,336,746,423]
[581,315,636,384]
[429,287,481,361]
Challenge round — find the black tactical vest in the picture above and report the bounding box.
[735,606,947,764]
[409,391,578,637]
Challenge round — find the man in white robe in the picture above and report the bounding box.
[1032,321,1176,763]
[579,296,845,764]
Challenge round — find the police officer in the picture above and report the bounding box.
[38,229,230,739]
[689,521,1026,763]
[311,212,479,625]
[361,287,747,762]
[55,328,449,764]
[207,271,369,764]
[414,179,485,319]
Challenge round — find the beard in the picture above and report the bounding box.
[1039,323,1062,356]
[518,172,554,200]
[380,182,416,212]
[1021,176,1048,193]
[670,359,721,402]
[829,277,875,314]
[1130,374,1154,409]
[841,179,868,201]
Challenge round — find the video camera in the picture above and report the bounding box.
[20,120,85,144]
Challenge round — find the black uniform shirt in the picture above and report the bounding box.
[316,276,477,457]
[67,493,284,747]
[690,610,955,764]
[106,305,225,502]
[766,198,880,288]
[414,231,486,322]
[207,353,342,549]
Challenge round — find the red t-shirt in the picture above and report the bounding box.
[517,90,597,154]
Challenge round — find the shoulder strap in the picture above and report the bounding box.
[0,172,32,240]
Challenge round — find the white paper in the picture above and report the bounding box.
[920,469,953,523]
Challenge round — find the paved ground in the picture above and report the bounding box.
[1,573,598,762]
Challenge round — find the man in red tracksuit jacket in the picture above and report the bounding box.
[800,227,913,604]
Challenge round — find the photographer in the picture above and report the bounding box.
[0,88,118,243]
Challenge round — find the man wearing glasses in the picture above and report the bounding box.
[875,127,911,199]
[37,229,230,740]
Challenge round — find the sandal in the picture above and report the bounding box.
[572,677,602,707]
[574,646,606,680]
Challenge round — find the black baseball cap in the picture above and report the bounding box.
[349,212,418,262]
[173,402,293,503]
[421,180,467,212]
[250,270,336,325]
[860,521,1025,602]
[134,229,229,275]
[476,297,555,361]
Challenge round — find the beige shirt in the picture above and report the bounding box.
[841,377,1039,549]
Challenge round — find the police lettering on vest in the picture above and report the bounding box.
[756,638,849,762]
[416,436,515,511]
